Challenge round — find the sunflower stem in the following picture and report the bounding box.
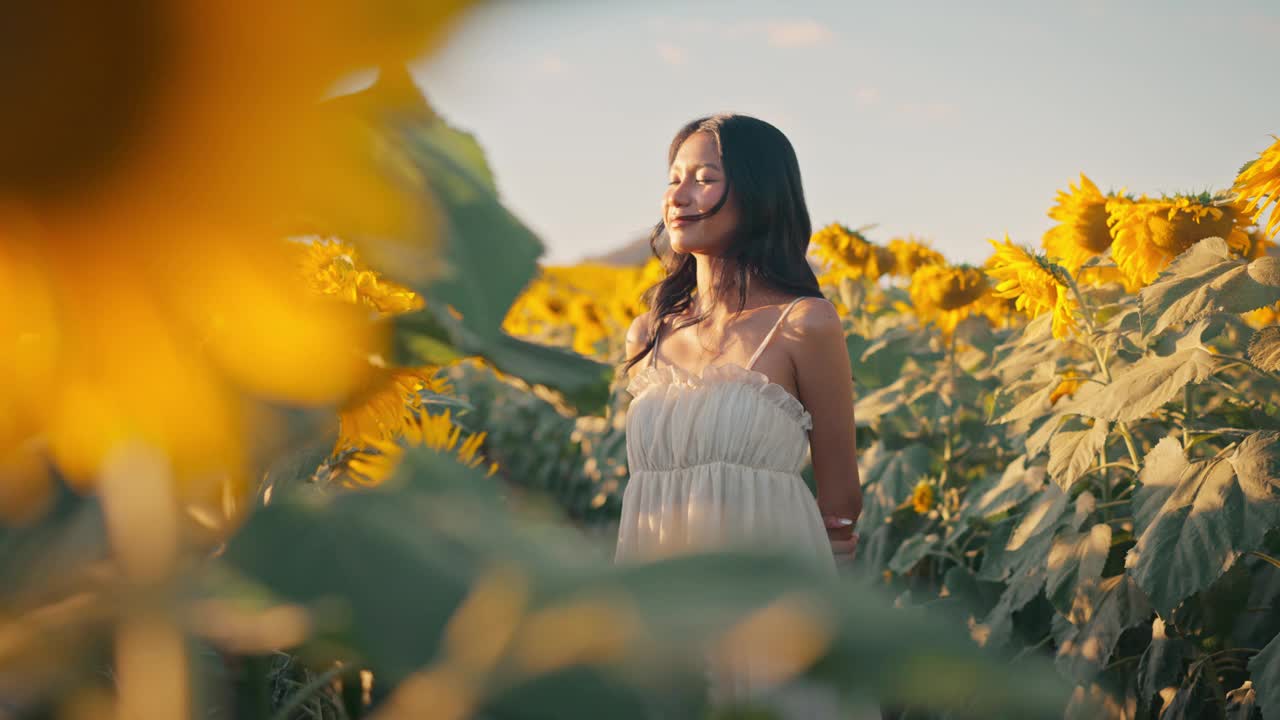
[1116,421,1142,470]
[1061,267,1099,336]
[1249,551,1280,570]
[1183,384,1192,448]
[940,332,958,491]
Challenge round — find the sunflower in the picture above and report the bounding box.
[343,407,496,488]
[1244,302,1280,329]
[908,264,989,334]
[1234,136,1280,239]
[302,237,424,315]
[809,223,895,282]
[1042,174,1117,275]
[887,236,946,278]
[0,1,471,526]
[566,296,611,357]
[985,236,1079,339]
[1106,194,1251,289]
[337,368,455,452]
[911,479,935,514]
[1049,370,1082,405]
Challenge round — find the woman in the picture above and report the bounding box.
[614,113,866,715]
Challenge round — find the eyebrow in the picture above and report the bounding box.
[670,162,723,172]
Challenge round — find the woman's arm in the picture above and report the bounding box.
[790,297,864,560]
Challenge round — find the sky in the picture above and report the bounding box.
[411,0,1280,266]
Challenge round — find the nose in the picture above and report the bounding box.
[667,178,692,210]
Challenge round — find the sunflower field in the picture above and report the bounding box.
[482,139,1280,719]
[3,2,1278,718]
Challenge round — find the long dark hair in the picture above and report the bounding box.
[620,113,823,376]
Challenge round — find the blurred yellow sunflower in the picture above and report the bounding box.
[887,236,946,278]
[0,1,472,525]
[810,223,895,282]
[1106,194,1251,289]
[1049,370,1082,405]
[908,264,989,334]
[911,480,935,514]
[302,237,425,315]
[985,236,1079,339]
[1245,302,1280,329]
[566,296,611,357]
[1234,136,1280,239]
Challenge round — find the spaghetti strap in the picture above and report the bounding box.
[745,297,805,371]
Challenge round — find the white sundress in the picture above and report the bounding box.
[614,296,856,717]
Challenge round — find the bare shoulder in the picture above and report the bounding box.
[625,309,656,346]
[787,296,843,340]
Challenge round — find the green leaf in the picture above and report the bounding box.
[1008,482,1069,553]
[1065,320,1218,423]
[959,455,1047,528]
[398,114,543,345]
[973,564,1046,651]
[1135,617,1190,717]
[226,446,1072,717]
[1250,326,1280,373]
[1131,436,1189,535]
[393,311,614,415]
[1160,667,1216,720]
[1025,412,1070,460]
[888,532,939,574]
[1139,236,1280,337]
[1054,574,1152,683]
[932,565,1004,625]
[1047,417,1109,491]
[1224,680,1258,720]
[1045,523,1112,618]
[334,66,544,345]
[1249,632,1280,718]
[858,442,931,529]
[1126,432,1280,616]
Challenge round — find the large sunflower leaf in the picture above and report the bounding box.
[1054,574,1152,683]
[1125,432,1280,616]
[1047,417,1109,491]
[1139,237,1280,337]
[958,455,1047,527]
[1045,523,1112,618]
[857,442,931,529]
[973,564,1046,651]
[1225,681,1258,720]
[1064,320,1218,423]
[335,66,543,344]
[225,446,1071,716]
[1250,325,1280,372]
[393,313,614,415]
[1136,617,1191,718]
[1007,482,1069,553]
[1131,436,1189,535]
[1250,632,1280,718]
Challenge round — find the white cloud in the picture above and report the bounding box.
[763,19,835,48]
[656,43,687,66]
[536,54,568,75]
[854,87,881,106]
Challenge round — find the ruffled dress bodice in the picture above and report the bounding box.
[624,361,813,475]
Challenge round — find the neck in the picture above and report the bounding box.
[691,253,781,324]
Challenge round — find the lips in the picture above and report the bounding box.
[668,215,699,228]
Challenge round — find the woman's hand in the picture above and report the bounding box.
[822,514,859,568]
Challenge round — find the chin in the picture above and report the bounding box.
[670,233,712,255]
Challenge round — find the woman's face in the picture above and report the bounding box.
[663,131,740,255]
